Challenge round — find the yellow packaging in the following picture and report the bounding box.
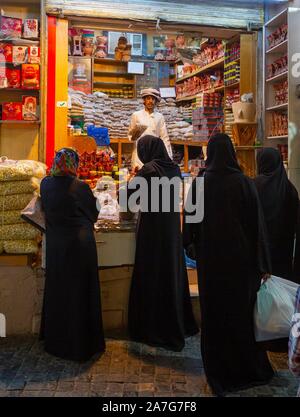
[0,193,33,211]
[0,223,39,240]
[3,240,38,254]
[0,210,24,225]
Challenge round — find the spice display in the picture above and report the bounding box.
[23,19,39,39]
[3,240,38,254]
[273,80,288,105]
[267,24,288,50]
[0,16,22,38]
[192,107,223,141]
[21,64,40,89]
[269,112,288,137]
[267,55,288,80]
[2,102,22,120]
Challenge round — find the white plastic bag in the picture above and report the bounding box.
[254,275,299,342]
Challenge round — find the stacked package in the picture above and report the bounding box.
[68,89,194,141]
[192,107,223,141]
[224,109,234,140]
[0,157,46,255]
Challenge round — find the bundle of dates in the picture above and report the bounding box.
[193,40,224,67]
[267,24,288,50]
[78,149,115,188]
[267,55,288,79]
[273,80,288,105]
[270,111,288,137]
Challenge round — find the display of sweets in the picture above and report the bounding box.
[0,15,22,38]
[77,149,116,189]
[21,64,40,89]
[192,39,224,67]
[267,23,288,49]
[192,107,223,141]
[269,111,288,137]
[225,42,240,63]
[267,55,288,80]
[225,88,240,107]
[176,70,223,99]
[224,62,240,86]
[273,80,288,105]
[224,109,234,139]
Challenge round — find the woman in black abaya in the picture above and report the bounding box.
[183,134,274,396]
[40,148,105,361]
[126,135,198,351]
[254,148,299,281]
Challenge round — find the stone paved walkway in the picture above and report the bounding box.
[0,335,298,397]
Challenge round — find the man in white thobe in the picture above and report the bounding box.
[128,88,173,170]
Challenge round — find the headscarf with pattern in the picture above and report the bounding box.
[50,148,79,177]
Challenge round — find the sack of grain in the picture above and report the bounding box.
[0,223,39,240]
[0,210,24,225]
[0,241,3,254]
[0,180,37,196]
[3,240,38,254]
[0,193,33,211]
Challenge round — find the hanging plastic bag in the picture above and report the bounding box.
[254,275,299,342]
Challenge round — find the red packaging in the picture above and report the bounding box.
[0,43,13,62]
[2,102,22,120]
[22,96,37,120]
[0,16,22,38]
[28,46,40,64]
[6,68,21,88]
[21,64,40,89]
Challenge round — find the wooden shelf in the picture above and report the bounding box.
[266,39,288,54]
[94,71,133,77]
[267,135,288,140]
[176,57,225,83]
[110,138,133,144]
[176,86,224,103]
[265,8,288,28]
[224,81,240,89]
[94,58,128,65]
[266,103,288,111]
[1,38,39,45]
[266,71,288,83]
[0,120,40,124]
[0,88,39,92]
[93,81,134,86]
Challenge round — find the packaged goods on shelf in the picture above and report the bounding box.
[6,68,21,88]
[28,46,40,64]
[225,42,240,64]
[192,40,224,67]
[21,63,40,89]
[23,19,39,39]
[192,107,223,141]
[0,210,24,225]
[267,24,288,49]
[0,16,22,39]
[12,46,28,64]
[224,62,240,86]
[278,144,288,162]
[68,88,193,141]
[225,88,240,107]
[22,96,38,121]
[267,55,288,79]
[2,240,38,254]
[224,109,234,139]
[0,43,13,62]
[269,112,288,137]
[176,71,223,99]
[2,102,22,120]
[273,80,288,105]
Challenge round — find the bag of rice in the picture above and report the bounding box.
[0,241,3,254]
[0,223,39,240]
[0,180,37,196]
[0,193,33,211]
[0,210,24,225]
[3,240,38,254]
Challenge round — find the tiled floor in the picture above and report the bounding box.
[0,334,298,397]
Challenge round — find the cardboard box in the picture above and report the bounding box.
[0,43,13,63]
[22,96,37,120]
[23,19,39,39]
[21,64,40,89]
[0,16,22,38]
[2,102,22,120]
[6,68,21,88]
[28,46,40,64]
[12,46,28,64]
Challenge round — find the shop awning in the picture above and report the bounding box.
[45,0,264,30]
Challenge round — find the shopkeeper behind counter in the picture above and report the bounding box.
[128,88,173,170]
